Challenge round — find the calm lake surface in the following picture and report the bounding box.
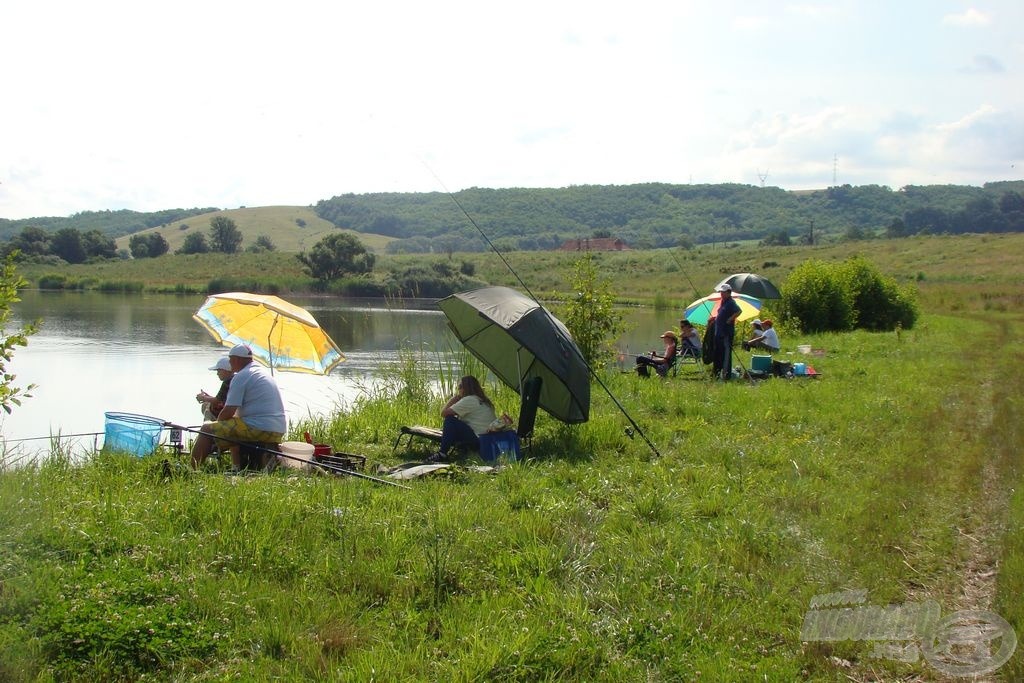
[4,290,665,457]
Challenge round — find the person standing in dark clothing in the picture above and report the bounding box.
[713,284,742,380]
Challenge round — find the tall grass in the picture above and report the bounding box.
[2,306,1021,680]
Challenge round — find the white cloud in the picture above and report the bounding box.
[942,8,991,26]
[1,1,1022,218]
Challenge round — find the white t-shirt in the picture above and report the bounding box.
[449,395,497,435]
[224,362,287,434]
[762,327,780,350]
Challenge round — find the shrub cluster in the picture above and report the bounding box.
[779,256,918,333]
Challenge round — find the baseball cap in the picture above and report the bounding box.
[228,344,253,358]
[716,283,733,292]
[209,356,232,371]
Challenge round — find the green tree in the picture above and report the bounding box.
[760,229,792,247]
[50,228,87,264]
[209,216,243,254]
[0,253,38,413]
[297,233,375,282]
[8,227,52,258]
[558,252,624,367]
[176,232,210,255]
[82,229,117,259]
[128,233,168,259]
[252,235,276,252]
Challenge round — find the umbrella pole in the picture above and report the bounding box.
[267,316,279,375]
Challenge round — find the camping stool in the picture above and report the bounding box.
[238,442,281,472]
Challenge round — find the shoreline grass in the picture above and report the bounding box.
[3,234,1024,680]
[2,306,1022,680]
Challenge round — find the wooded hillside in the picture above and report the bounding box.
[3,180,1023,253]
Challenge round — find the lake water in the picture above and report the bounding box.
[3,290,666,459]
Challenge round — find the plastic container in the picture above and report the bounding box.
[793,362,807,376]
[797,344,812,354]
[278,441,315,469]
[104,412,164,456]
[750,355,772,372]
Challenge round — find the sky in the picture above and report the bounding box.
[1,0,1022,220]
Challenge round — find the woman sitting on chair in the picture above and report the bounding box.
[636,331,679,377]
[678,319,702,359]
[427,375,497,463]
[742,319,780,353]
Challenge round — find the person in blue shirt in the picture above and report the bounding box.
[712,284,743,380]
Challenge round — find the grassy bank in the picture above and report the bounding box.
[3,234,1024,680]
[18,233,1024,313]
[2,305,1022,680]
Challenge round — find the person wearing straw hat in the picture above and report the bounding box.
[191,344,286,470]
[196,356,234,421]
[635,330,679,378]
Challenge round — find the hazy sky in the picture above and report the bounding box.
[2,0,1021,219]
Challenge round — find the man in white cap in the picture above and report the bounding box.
[196,356,234,420]
[191,344,286,470]
[713,283,743,380]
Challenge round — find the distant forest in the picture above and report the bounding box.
[314,181,1024,253]
[3,181,1024,254]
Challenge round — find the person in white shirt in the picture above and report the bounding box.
[427,375,497,463]
[191,344,286,470]
[743,319,781,353]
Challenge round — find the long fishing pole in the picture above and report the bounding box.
[425,167,661,458]
[165,421,411,490]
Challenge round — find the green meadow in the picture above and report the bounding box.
[2,233,1023,681]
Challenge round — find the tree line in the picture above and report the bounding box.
[0,217,277,264]
[314,181,1024,252]
[3,181,1023,256]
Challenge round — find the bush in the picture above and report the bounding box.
[779,259,855,333]
[839,256,919,331]
[780,257,918,333]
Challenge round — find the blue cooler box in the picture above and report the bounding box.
[751,355,772,373]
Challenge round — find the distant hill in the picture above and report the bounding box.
[110,206,395,254]
[3,180,1023,254]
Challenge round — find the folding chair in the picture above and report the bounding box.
[393,376,543,455]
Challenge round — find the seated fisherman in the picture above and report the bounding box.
[636,331,679,377]
[427,375,497,463]
[742,319,781,353]
[196,356,234,421]
[678,319,702,358]
[191,344,286,471]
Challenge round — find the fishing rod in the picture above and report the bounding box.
[164,421,411,490]
[426,168,662,458]
[2,431,105,443]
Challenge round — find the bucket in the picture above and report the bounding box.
[104,412,164,457]
[278,441,315,469]
[793,362,807,376]
[797,344,812,354]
